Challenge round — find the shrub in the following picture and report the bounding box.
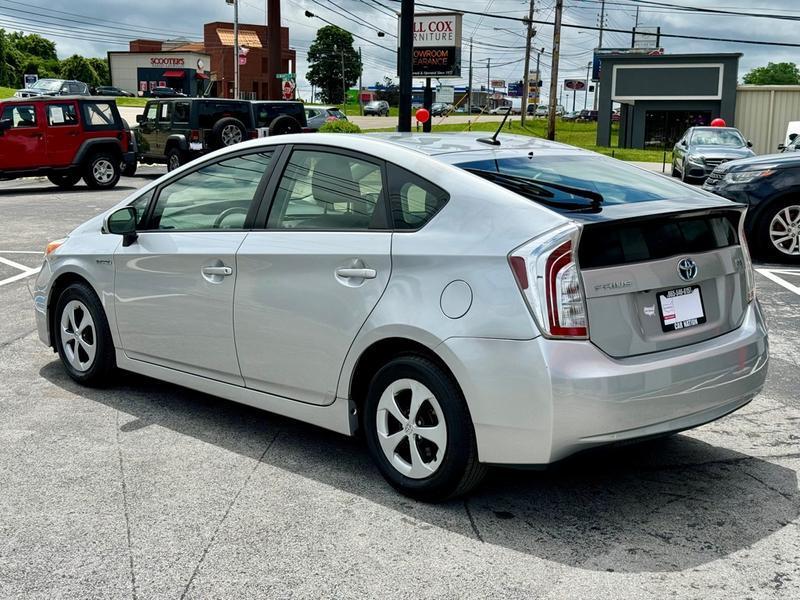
[319,120,362,133]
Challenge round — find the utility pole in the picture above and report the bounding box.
[547,0,563,141]
[398,0,414,132]
[487,57,491,96]
[521,0,534,126]
[358,47,363,116]
[467,38,473,114]
[593,0,605,110]
[335,45,346,112]
[535,48,542,107]
[233,0,239,99]
[584,61,591,110]
[267,0,281,99]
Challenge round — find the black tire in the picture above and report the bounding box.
[268,115,302,136]
[53,282,116,386]
[671,160,679,178]
[166,148,186,172]
[121,161,137,177]
[47,172,81,189]
[209,117,247,149]
[363,355,486,502]
[755,198,800,263]
[680,161,691,183]
[83,153,121,189]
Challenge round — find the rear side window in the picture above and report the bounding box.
[159,102,172,122]
[81,102,117,129]
[386,163,449,230]
[47,103,79,126]
[68,82,85,94]
[173,101,190,123]
[253,103,305,128]
[1,104,38,128]
[197,101,253,128]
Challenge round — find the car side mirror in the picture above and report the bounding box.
[679,140,687,147]
[778,144,786,151]
[790,133,798,142]
[136,114,145,124]
[747,140,753,148]
[105,207,138,246]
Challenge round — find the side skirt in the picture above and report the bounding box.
[116,350,357,436]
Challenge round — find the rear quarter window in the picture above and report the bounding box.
[197,101,254,129]
[81,101,119,130]
[387,163,449,230]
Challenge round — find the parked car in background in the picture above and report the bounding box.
[577,110,598,122]
[95,86,135,98]
[364,100,390,116]
[35,132,767,501]
[134,98,256,171]
[534,106,549,118]
[611,110,621,122]
[489,105,513,115]
[251,100,307,136]
[0,96,134,189]
[431,102,453,117]
[305,106,347,131]
[14,79,89,98]
[703,153,800,262]
[672,126,755,183]
[561,110,581,121]
[149,87,186,98]
[778,133,800,153]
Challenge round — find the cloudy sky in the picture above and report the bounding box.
[2,0,800,102]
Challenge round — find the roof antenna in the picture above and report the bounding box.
[477,106,511,146]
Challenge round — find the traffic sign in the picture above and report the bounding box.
[275,73,295,81]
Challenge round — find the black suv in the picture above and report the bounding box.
[135,98,307,171]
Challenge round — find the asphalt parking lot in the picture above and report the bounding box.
[1,173,799,599]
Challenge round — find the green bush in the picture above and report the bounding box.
[319,120,362,133]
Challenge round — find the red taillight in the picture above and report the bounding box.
[190,130,200,143]
[250,130,258,139]
[509,225,589,339]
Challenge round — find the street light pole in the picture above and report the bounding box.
[233,0,239,99]
[398,0,414,132]
[359,46,363,116]
[585,61,591,110]
[467,37,473,114]
[521,0,534,126]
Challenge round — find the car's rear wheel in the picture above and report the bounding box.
[54,283,115,386]
[269,115,301,136]
[48,172,81,189]
[83,153,120,189]
[167,148,185,172]
[758,199,800,263]
[363,355,486,502]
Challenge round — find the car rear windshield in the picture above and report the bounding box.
[327,109,345,119]
[455,153,706,206]
[197,101,253,129]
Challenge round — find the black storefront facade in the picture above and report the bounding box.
[596,53,741,149]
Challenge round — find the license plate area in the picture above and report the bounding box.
[657,286,706,332]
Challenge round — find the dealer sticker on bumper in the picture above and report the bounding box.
[658,286,706,332]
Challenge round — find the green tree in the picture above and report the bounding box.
[0,29,11,87]
[59,54,98,87]
[87,57,110,86]
[743,62,800,85]
[306,25,361,104]
[8,32,56,61]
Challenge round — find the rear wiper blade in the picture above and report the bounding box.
[465,168,604,209]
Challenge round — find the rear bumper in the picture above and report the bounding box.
[438,300,768,465]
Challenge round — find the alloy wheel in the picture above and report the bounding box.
[375,378,448,479]
[221,124,243,146]
[60,300,96,372]
[168,153,181,171]
[769,204,800,256]
[92,159,115,184]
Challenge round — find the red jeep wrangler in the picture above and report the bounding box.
[0,96,135,189]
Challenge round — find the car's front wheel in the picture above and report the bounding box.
[54,283,115,386]
[83,153,121,189]
[364,355,486,502]
[758,199,800,263]
[47,172,82,189]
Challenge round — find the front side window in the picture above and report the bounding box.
[268,150,384,230]
[47,103,79,126]
[1,104,37,128]
[148,152,272,231]
[387,164,449,230]
[68,82,85,94]
[129,190,154,227]
[144,103,157,122]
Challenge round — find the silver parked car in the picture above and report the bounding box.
[34,132,768,501]
[304,106,347,131]
[672,126,755,182]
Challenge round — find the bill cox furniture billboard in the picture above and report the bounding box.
[398,12,463,78]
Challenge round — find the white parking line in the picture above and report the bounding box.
[0,253,42,288]
[0,255,34,272]
[0,266,41,288]
[756,268,800,296]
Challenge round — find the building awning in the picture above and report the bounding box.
[216,28,262,48]
[195,72,209,79]
[162,70,185,78]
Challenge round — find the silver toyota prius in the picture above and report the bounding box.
[33,132,769,501]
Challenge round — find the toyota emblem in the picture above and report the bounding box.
[677,258,698,281]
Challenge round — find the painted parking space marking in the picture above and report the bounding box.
[756,268,800,296]
[0,253,42,288]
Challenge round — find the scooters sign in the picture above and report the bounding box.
[398,12,463,78]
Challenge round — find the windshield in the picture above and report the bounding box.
[31,79,61,92]
[690,128,745,147]
[366,102,381,107]
[454,153,706,206]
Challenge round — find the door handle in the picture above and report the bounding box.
[202,266,232,276]
[336,267,376,279]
